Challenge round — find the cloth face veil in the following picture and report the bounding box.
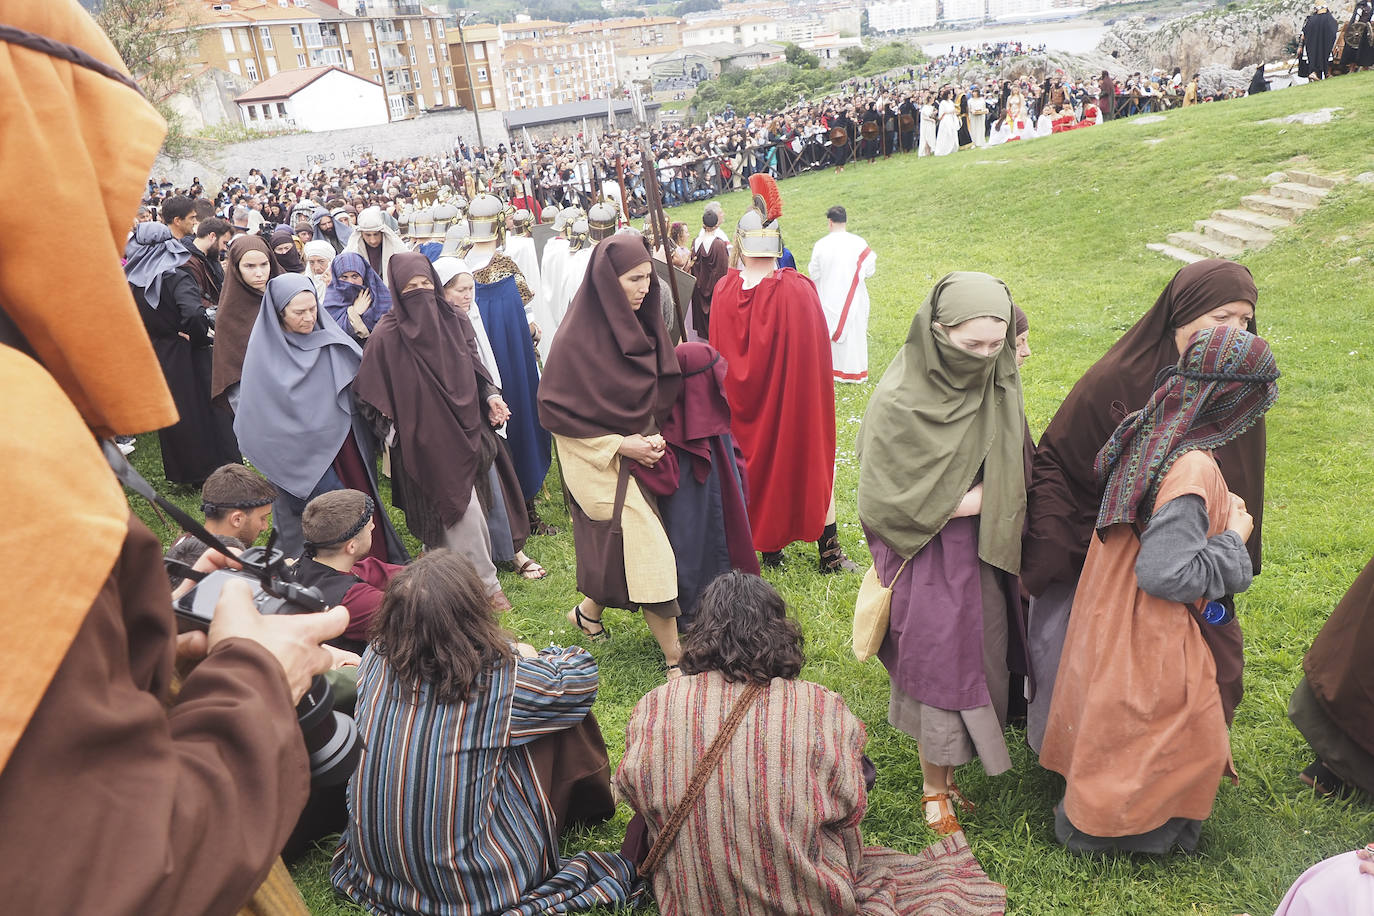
[353,252,489,528]
[857,271,1027,573]
[123,222,191,310]
[1095,325,1279,532]
[270,228,305,273]
[321,251,392,331]
[233,274,363,500]
[538,233,682,438]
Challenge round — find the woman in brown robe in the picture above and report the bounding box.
[1023,259,1265,752]
[1290,552,1374,798]
[537,234,684,673]
[211,236,281,409]
[1041,326,1279,854]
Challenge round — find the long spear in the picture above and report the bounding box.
[639,141,686,343]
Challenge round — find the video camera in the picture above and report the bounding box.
[105,442,362,788]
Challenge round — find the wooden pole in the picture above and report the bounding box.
[640,142,687,343]
[615,156,630,227]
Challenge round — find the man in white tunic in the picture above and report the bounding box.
[534,206,580,360]
[807,205,876,383]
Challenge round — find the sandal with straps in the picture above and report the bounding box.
[921,792,963,836]
[567,605,610,642]
[947,781,976,812]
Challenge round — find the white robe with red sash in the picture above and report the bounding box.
[808,229,876,383]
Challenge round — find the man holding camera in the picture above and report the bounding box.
[0,3,355,913]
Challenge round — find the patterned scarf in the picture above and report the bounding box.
[1094,326,1279,531]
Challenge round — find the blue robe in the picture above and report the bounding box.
[477,274,551,501]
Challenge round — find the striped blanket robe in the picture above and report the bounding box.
[614,672,1007,915]
[331,647,634,915]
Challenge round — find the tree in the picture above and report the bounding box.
[674,0,720,14]
[783,43,821,69]
[840,46,872,68]
[94,0,202,159]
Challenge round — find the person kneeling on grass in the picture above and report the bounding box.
[331,550,634,915]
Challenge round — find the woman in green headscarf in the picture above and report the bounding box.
[856,271,1029,836]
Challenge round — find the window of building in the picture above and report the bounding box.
[403,20,413,39]
[290,26,302,48]
[278,102,288,117]
[408,48,416,65]
[473,43,485,59]
[247,104,258,120]
[431,69,440,87]
[423,20,431,39]
[259,26,274,50]
[480,89,491,106]
[444,70,451,84]
[245,59,259,80]
[389,95,406,118]
[346,50,355,70]
[477,66,487,81]
[221,29,235,54]
[440,44,448,60]
[368,48,378,68]
[262,104,273,119]
[448,88,456,106]
[427,46,435,63]
[340,24,349,43]
[237,28,250,52]
[266,58,279,76]
[436,21,444,38]
[296,53,306,67]
[363,22,373,42]
[228,59,241,75]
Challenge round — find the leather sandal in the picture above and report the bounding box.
[567,605,610,642]
[921,792,963,836]
[947,781,976,811]
[819,539,861,574]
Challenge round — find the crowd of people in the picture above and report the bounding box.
[5,2,1373,915]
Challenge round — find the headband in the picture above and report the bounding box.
[302,495,375,556]
[200,495,275,516]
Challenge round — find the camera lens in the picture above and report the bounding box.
[296,674,363,787]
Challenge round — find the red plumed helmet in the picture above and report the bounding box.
[748,173,783,222]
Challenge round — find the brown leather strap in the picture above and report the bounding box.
[610,457,633,532]
[638,682,765,878]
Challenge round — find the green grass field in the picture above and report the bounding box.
[130,73,1374,915]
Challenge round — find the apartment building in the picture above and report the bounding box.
[569,16,682,52]
[448,21,506,111]
[185,0,454,121]
[494,19,618,110]
[680,16,779,47]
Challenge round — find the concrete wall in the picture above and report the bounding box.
[150,107,509,187]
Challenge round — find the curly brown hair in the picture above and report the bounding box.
[678,572,805,684]
[370,550,512,704]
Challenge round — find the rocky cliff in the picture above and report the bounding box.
[1097,0,1311,75]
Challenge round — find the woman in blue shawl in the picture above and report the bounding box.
[234,273,407,562]
[321,252,391,345]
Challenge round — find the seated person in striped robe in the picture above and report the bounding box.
[331,550,634,915]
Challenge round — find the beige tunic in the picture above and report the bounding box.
[556,433,677,604]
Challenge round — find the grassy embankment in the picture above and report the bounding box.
[129,72,1374,915]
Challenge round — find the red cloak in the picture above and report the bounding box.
[709,267,835,551]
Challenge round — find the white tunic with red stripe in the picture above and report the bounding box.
[808,229,876,383]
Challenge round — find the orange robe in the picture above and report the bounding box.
[1040,450,1234,837]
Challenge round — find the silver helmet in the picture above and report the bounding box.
[736,208,782,259]
[540,204,559,224]
[467,193,503,243]
[440,221,471,257]
[587,201,618,241]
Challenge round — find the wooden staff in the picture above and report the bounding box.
[639,142,687,343]
[615,156,630,226]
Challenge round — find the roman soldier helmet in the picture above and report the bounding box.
[440,220,471,257]
[587,201,618,241]
[556,205,583,236]
[540,204,559,224]
[467,193,504,243]
[568,216,591,251]
[511,208,533,235]
[738,174,783,258]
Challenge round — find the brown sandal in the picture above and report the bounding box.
[922,792,963,836]
[516,558,548,580]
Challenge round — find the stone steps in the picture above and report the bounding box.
[1284,169,1341,189]
[1150,168,1342,264]
[1212,208,1291,232]
[1269,181,1330,206]
[1194,217,1274,250]
[1166,230,1244,259]
[1240,192,1317,219]
[1145,242,1206,264]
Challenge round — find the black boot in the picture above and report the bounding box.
[761,550,784,568]
[818,523,859,574]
